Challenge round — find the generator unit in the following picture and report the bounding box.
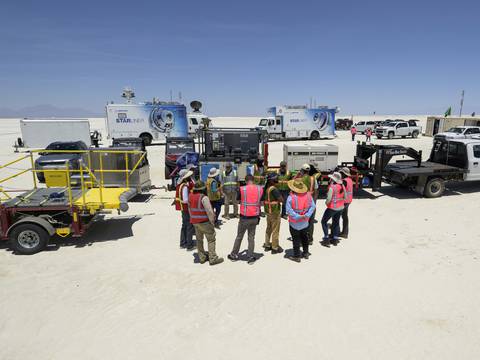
[283,143,338,172]
[197,127,268,182]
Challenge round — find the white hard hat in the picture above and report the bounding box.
[302,163,311,171]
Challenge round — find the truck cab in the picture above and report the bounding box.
[258,117,282,139]
[187,112,211,136]
[434,126,480,140]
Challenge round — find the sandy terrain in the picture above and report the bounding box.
[0,117,479,360]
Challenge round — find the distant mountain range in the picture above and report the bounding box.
[0,105,103,118]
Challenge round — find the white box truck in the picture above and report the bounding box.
[20,119,92,148]
[259,105,337,140]
[283,143,338,172]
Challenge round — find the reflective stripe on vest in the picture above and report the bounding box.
[264,186,281,214]
[188,193,209,224]
[326,184,345,210]
[240,184,262,217]
[175,182,188,211]
[222,170,238,187]
[344,177,353,204]
[288,193,312,224]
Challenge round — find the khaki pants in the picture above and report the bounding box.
[223,192,238,217]
[264,213,281,250]
[231,217,258,258]
[193,222,219,264]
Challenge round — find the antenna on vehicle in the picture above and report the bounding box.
[190,100,202,112]
[121,87,135,104]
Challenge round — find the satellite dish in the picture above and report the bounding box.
[190,100,202,112]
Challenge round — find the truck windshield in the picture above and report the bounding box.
[446,128,464,134]
[259,119,269,126]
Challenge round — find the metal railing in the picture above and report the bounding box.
[0,149,147,209]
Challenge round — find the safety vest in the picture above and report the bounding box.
[344,177,353,204]
[302,175,315,194]
[188,193,210,224]
[240,184,263,217]
[253,165,265,185]
[206,178,222,201]
[264,186,281,214]
[222,170,238,193]
[175,182,191,211]
[288,192,313,225]
[351,127,357,134]
[276,170,291,191]
[326,183,345,210]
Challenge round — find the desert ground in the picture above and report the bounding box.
[1,116,479,360]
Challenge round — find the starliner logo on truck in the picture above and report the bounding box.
[116,118,145,123]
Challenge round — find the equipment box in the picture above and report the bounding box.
[283,144,338,172]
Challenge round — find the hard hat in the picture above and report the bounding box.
[280,161,287,166]
[301,163,311,171]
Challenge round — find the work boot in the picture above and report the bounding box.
[227,254,239,262]
[186,244,195,251]
[222,214,229,219]
[321,238,330,248]
[302,252,311,259]
[287,255,301,263]
[263,244,272,252]
[247,256,257,265]
[272,246,284,254]
[281,215,288,220]
[199,256,208,264]
[339,233,348,239]
[209,257,224,266]
[331,238,339,246]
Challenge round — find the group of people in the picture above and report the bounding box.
[350,126,373,142]
[174,159,354,265]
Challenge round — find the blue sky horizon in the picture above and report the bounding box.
[1,0,478,117]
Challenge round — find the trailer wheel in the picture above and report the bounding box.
[412,131,419,138]
[424,178,445,198]
[310,131,320,140]
[388,132,394,139]
[139,133,153,146]
[10,223,49,255]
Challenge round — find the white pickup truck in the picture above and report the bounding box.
[375,120,422,139]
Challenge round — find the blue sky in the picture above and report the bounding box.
[0,0,478,116]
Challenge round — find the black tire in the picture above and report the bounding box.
[388,132,394,139]
[401,136,406,138]
[139,133,153,146]
[412,131,419,138]
[10,223,49,255]
[310,131,320,140]
[424,178,445,198]
[377,135,382,139]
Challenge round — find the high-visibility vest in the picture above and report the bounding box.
[302,175,315,194]
[344,177,353,204]
[222,170,238,192]
[206,178,222,201]
[240,184,263,217]
[264,186,281,214]
[253,165,265,185]
[175,182,191,211]
[326,183,345,210]
[276,170,291,191]
[288,192,313,225]
[188,193,210,224]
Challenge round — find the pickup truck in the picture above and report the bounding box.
[434,126,480,140]
[346,137,480,198]
[376,120,421,139]
[34,141,88,182]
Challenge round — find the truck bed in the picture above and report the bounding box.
[385,161,466,177]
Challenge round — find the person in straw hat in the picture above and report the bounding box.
[188,181,224,265]
[285,178,316,263]
[206,167,223,228]
[339,167,354,238]
[320,171,346,247]
[174,169,195,250]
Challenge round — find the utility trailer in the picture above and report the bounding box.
[0,148,149,254]
[342,139,476,198]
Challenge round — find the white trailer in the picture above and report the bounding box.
[20,119,92,148]
[283,143,338,172]
[259,105,337,140]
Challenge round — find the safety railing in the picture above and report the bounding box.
[0,149,147,210]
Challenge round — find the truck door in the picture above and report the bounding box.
[396,122,408,136]
[466,144,480,181]
[275,116,283,134]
